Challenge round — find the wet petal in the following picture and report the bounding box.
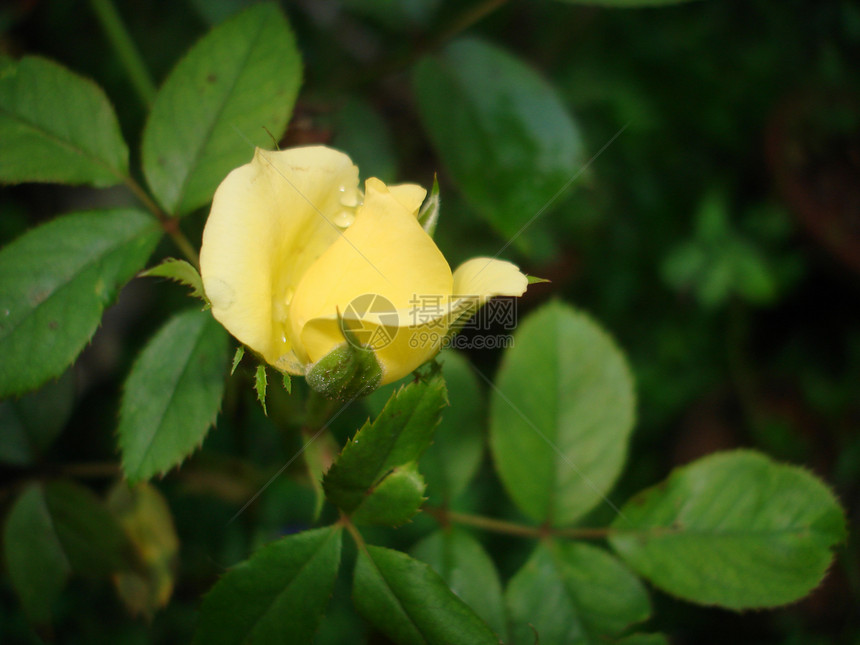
[200,146,359,366]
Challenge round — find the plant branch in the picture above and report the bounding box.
[89,0,157,108]
[425,507,614,540]
[124,177,200,268]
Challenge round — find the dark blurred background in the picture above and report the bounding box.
[1,0,858,643]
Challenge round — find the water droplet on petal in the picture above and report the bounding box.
[340,192,359,208]
[284,288,294,305]
[334,210,355,227]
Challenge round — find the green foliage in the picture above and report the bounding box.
[4,481,136,623]
[353,544,499,645]
[141,258,207,303]
[506,541,651,645]
[323,372,446,517]
[118,309,228,483]
[141,3,301,216]
[194,526,342,644]
[0,209,161,397]
[0,56,128,186]
[0,1,855,643]
[411,528,507,639]
[413,38,583,250]
[490,301,636,525]
[609,450,847,609]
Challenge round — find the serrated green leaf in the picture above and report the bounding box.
[142,3,301,216]
[351,462,426,527]
[282,372,291,394]
[141,258,207,302]
[413,38,582,249]
[231,345,244,375]
[365,350,482,505]
[353,545,498,645]
[0,369,74,466]
[411,528,507,640]
[0,209,161,398]
[609,450,847,609]
[506,541,650,645]
[323,373,446,514]
[0,56,128,186]
[255,363,268,415]
[489,301,636,525]
[194,526,342,645]
[119,309,228,483]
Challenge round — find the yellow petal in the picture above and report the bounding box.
[290,177,453,368]
[452,257,529,301]
[387,183,427,215]
[301,304,450,385]
[200,146,359,370]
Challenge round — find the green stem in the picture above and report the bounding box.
[425,507,613,540]
[124,177,201,268]
[89,0,157,108]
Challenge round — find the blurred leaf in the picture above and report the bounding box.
[556,0,701,5]
[118,308,228,483]
[662,190,779,308]
[323,372,446,514]
[332,97,397,183]
[107,482,179,619]
[0,369,74,465]
[194,526,342,645]
[413,38,583,250]
[411,528,507,640]
[0,209,161,398]
[609,450,847,609]
[142,4,301,216]
[489,301,635,525]
[353,545,498,645]
[616,634,670,645]
[0,56,128,186]
[4,480,138,623]
[141,258,207,303]
[350,462,426,526]
[3,485,71,624]
[506,541,650,645]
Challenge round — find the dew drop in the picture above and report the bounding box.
[284,288,294,305]
[339,192,359,208]
[333,210,355,227]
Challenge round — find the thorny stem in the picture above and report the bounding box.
[89,0,157,108]
[425,506,615,540]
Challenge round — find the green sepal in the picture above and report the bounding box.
[255,364,268,416]
[141,258,208,305]
[526,275,551,284]
[231,346,244,375]
[282,372,292,394]
[417,174,441,237]
[305,311,383,400]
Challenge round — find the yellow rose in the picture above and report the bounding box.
[200,146,528,395]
